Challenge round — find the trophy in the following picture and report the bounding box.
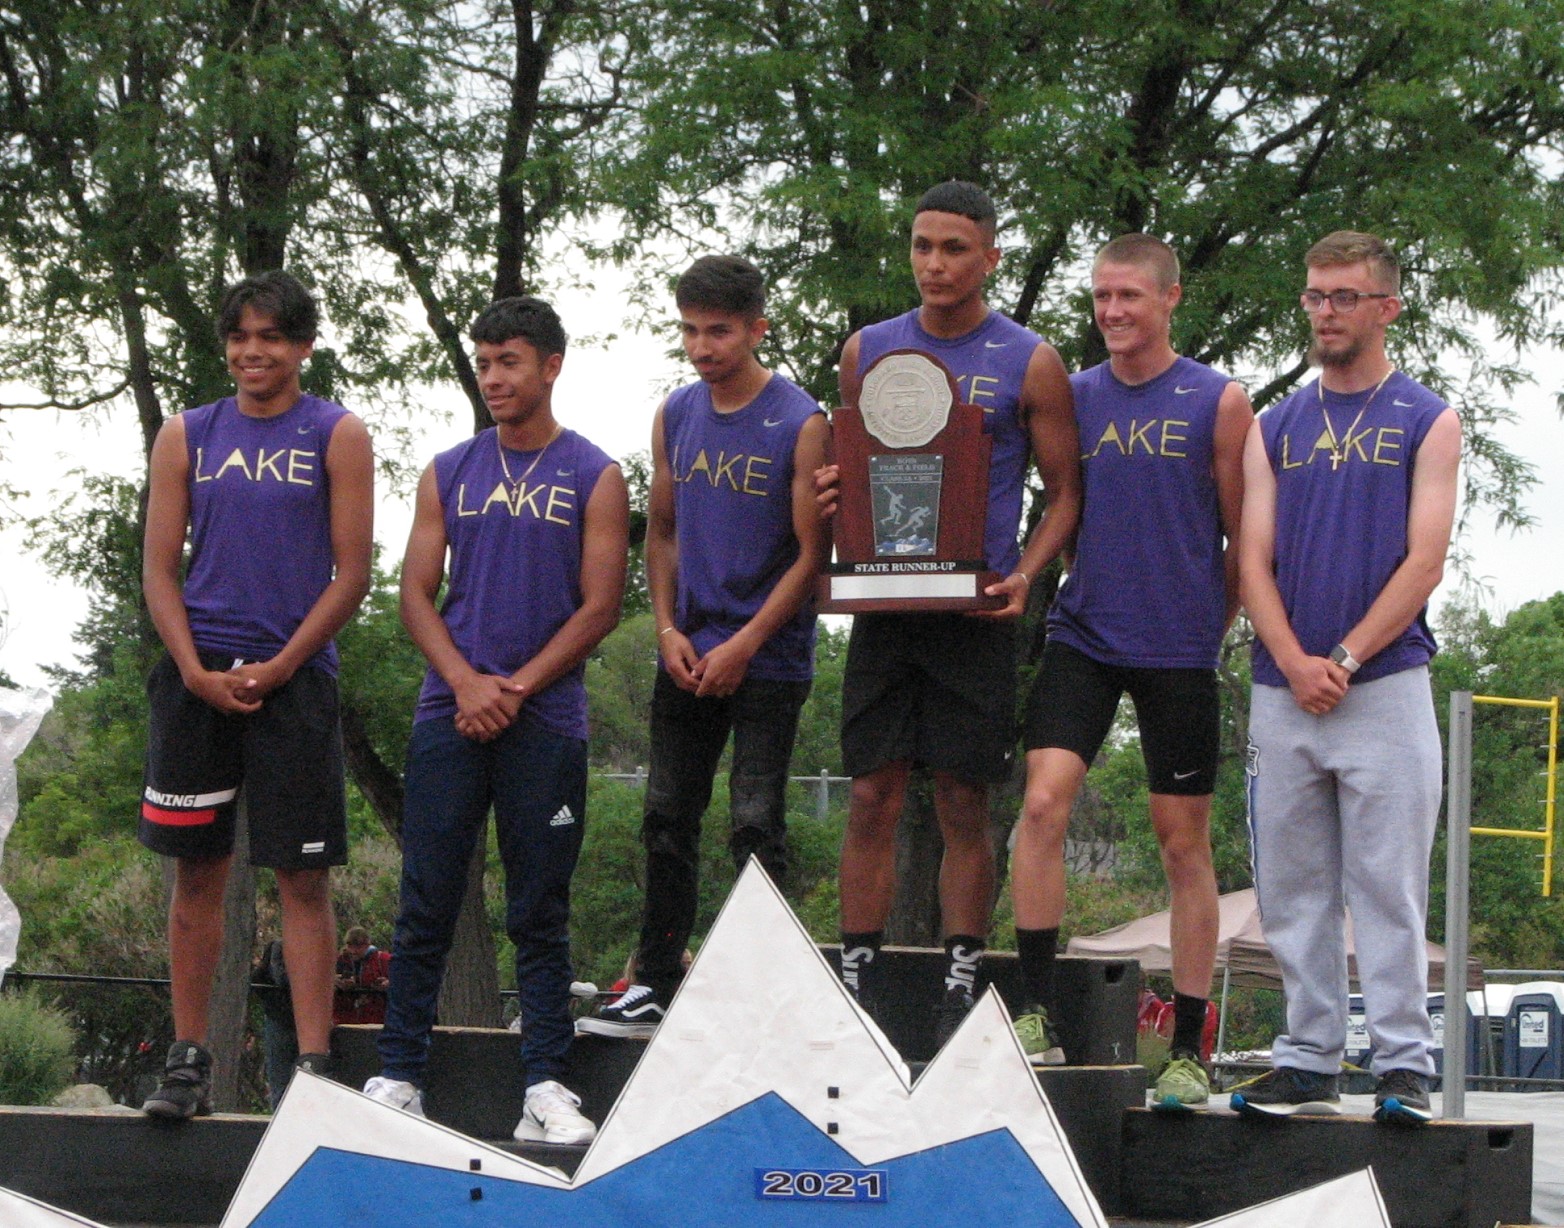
[819,349,1001,612]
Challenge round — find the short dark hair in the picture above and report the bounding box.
[675,255,766,319]
[215,271,319,344]
[469,296,568,356]
[914,181,998,233]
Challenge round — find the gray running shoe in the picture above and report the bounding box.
[1230,1066,1340,1118]
[1372,1068,1432,1126]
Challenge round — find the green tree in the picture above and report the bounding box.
[612,0,1563,517]
[1430,594,1564,968]
[603,0,1564,943]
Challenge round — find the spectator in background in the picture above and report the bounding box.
[334,925,391,1025]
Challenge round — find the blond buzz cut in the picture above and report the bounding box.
[1305,230,1401,294]
[1094,233,1180,292]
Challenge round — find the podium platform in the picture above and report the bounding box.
[332,1026,1145,1209]
[0,944,1538,1227]
[818,945,1139,1065]
[1121,1105,1532,1228]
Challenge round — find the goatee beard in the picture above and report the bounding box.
[1309,335,1364,369]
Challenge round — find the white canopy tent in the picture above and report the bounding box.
[1065,888,1482,1057]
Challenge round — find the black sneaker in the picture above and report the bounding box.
[294,1052,334,1078]
[1372,1068,1432,1126]
[933,987,975,1049]
[574,983,667,1038]
[1229,1066,1340,1118]
[142,1040,213,1119]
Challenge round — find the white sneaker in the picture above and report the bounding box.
[362,1075,426,1117]
[514,1079,596,1145]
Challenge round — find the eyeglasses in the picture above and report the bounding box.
[1300,289,1393,314]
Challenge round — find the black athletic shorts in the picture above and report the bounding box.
[1023,640,1219,795]
[138,652,348,869]
[841,613,1017,785]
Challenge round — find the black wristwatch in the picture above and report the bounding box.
[1329,643,1361,674]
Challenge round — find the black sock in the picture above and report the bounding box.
[839,931,882,996]
[1172,992,1208,1057]
[943,935,985,998]
[1016,927,1059,1011]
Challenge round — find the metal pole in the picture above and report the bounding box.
[1214,964,1232,1072]
[817,769,829,823]
[1544,697,1559,897]
[1443,690,1473,1119]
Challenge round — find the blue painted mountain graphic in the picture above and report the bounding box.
[247,1091,1084,1226]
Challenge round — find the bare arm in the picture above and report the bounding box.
[1237,421,1347,715]
[1337,407,1461,663]
[142,415,262,713]
[234,413,375,697]
[399,462,522,741]
[695,411,831,697]
[1213,381,1256,628]
[812,331,862,519]
[507,463,630,695]
[982,342,1081,618]
[645,401,698,689]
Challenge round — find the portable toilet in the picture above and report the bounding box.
[1503,981,1564,1083]
[1470,985,1517,1077]
[1349,993,1461,1086]
[1425,993,1469,1089]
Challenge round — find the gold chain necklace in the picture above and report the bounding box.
[1318,369,1393,471]
[496,422,563,491]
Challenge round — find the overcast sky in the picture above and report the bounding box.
[3,276,1562,692]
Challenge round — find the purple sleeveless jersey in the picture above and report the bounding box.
[664,374,822,681]
[1252,372,1447,687]
[182,394,350,675]
[414,427,616,738]
[856,309,1042,573]
[1049,357,1231,668]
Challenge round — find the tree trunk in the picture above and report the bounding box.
[437,834,500,1027]
[340,699,404,844]
[209,800,256,1111]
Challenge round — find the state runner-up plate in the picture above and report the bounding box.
[819,350,1000,613]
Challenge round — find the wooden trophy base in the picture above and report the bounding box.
[817,566,1003,614]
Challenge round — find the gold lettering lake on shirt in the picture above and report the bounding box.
[454,481,577,525]
[193,447,320,486]
[670,446,775,497]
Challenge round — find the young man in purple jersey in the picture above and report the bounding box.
[1231,232,1460,1125]
[578,256,829,1038]
[364,297,629,1143]
[820,182,1081,1042]
[1009,236,1253,1104]
[139,271,375,1117]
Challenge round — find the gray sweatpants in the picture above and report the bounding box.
[1247,666,1442,1076]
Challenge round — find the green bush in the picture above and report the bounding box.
[0,989,77,1105]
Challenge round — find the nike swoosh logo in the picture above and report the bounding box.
[1173,769,1200,781]
[556,468,574,477]
[1393,398,1414,407]
[298,426,312,434]
[1174,386,1199,395]
[984,341,1008,349]
[764,417,784,427]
